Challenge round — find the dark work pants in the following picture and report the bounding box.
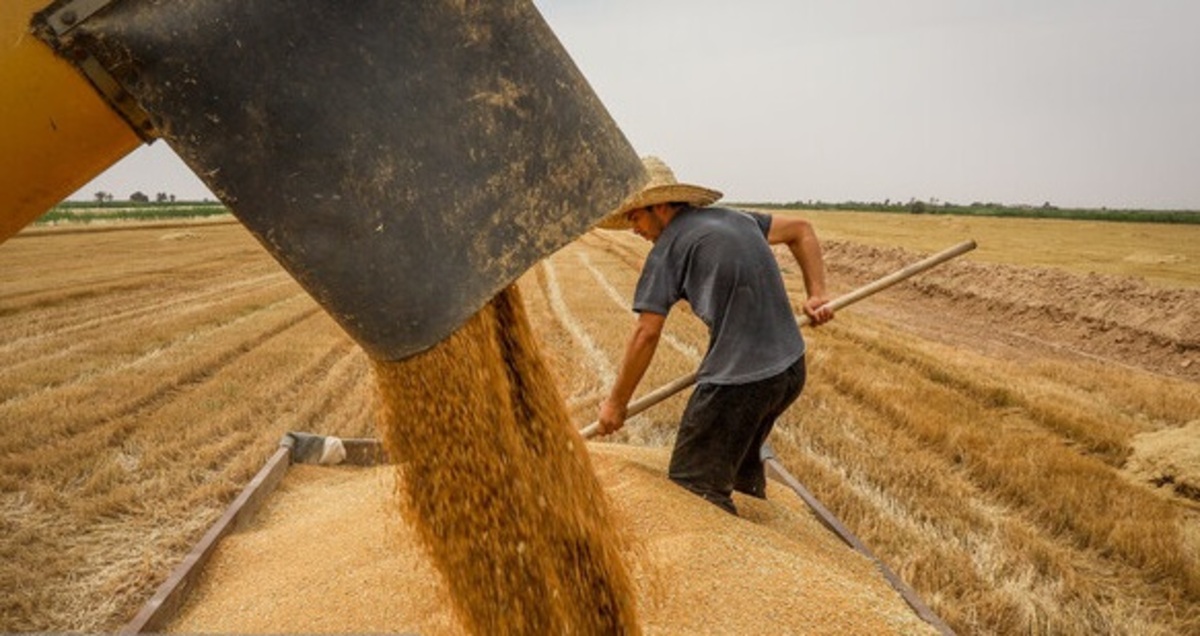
[668,356,807,515]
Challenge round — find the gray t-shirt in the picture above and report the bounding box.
[633,206,805,385]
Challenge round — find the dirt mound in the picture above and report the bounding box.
[166,445,938,635]
[823,241,1200,381]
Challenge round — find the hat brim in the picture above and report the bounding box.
[595,183,723,230]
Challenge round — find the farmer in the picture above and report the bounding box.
[594,156,834,515]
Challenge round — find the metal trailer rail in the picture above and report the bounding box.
[761,445,957,636]
[119,436,382,634]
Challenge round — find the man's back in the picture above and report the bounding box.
[633,206,804,385]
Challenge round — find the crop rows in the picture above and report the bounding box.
[2,220,1198,634]
[0,223,374,631]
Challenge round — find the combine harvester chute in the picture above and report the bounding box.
[2,0,645,360]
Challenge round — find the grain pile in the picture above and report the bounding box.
[166,446,937,634]
[371,285,640,634]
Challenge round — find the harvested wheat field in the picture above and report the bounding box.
[2,211,1199,634]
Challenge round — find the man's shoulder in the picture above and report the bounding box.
[694,205,767,222]
[684,206,770,236]
[677,205,749,224]
[692,205,740,216]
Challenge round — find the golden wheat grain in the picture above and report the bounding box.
[373,285,640,635]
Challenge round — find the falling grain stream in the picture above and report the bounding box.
[372,285,640,635]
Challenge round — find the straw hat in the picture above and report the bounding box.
[596,156,722,230]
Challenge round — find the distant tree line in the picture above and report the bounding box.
[92,190,182,204]
[48,192,1200,226]
[39,195,228,225]
[736,198,1200,225]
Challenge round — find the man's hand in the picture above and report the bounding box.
[804,296,834,326]
[767,216,833,324]
[595,311,665,436]
[596,398,627,436]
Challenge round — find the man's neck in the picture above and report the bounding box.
[656,203,686,227]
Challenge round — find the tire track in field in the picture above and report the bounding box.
[581,230,648,272]
[0,259,285,343]
[0,249,263,310]
[0,271,292,361]
[0,276,300,406]
[151,336,363,469]
[556,242,706,433]
[540,255,615,396]
[575,250,702,364]
[0,293,319,456]
[818,329,1200,614]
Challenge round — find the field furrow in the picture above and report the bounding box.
[0,275,297,403]
[810,318,1200,618]
[0,292,317,455]
[581,230,652,272]
[517,269,594,407]
[770,388,1185,635]
[0,269,290,357]
[575,248,704,365]
[540,254,616,391]
[818,239,1200,382]
[0,222,258,309]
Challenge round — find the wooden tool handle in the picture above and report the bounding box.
[580,239,977,439]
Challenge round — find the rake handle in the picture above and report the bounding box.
[580,239,977,439]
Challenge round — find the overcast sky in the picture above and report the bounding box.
[70,1,1200,210]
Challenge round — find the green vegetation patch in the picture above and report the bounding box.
[38,202,231,224]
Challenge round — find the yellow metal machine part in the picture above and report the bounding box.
[0,0,141,244]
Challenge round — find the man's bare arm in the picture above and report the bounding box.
[597,311,665,434]
[766,215,834,325]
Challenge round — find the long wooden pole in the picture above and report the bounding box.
[580,239,977,439]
